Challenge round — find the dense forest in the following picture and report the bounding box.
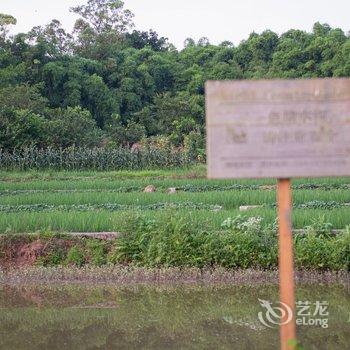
[1,0,350,158]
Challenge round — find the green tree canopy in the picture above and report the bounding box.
[0,1,349,152]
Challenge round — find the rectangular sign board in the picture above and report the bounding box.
[206,78,350,179]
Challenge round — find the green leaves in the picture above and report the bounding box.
[0,202,222,213]
[113,215,278,268]
[70,0,134,35]
[1,8,350,156]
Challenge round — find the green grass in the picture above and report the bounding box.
[0,165,206,182]
[0,166,349,189]
[0,189,349,207]
[0,168,349,233]
[1,207,350,233]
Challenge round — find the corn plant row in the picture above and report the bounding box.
[0,147,195,171]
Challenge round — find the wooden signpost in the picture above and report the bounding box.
[206,78,350,350]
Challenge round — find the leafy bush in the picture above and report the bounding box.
[109,215,349,270]
[111,215,278,268]
[0,109,47,149]
[65,245,85,267]
[44,107,102,148]
[183,130,206,162]
[86,240,108,266]
[304,215,334,238]
[37,248,66,266]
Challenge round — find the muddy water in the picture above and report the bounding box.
[0,284,349,350]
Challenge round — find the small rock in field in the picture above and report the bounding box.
[167,187,177,194]
[239,205,264,211]
[144,185,156,193]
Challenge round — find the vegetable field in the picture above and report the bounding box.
[1,166,349,233]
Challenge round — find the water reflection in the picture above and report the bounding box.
[0,284,348,349]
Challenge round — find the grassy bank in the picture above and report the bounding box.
[1,217,349,270]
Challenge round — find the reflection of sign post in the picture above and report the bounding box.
[206,78,350,350]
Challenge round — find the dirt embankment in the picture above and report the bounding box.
[0,236,74,268]
[0,232,124,269]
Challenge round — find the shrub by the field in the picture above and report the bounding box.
[65,245,86,267]
[108,215,349,271]
[294,226,350,270]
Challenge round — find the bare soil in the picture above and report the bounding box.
[0,237,74,268]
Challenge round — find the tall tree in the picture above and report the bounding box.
[71,0,134,58]
[71,0,134,35]
[0,13,16,43]
[27,20,72,57]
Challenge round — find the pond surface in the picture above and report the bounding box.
[0,283,349,349]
